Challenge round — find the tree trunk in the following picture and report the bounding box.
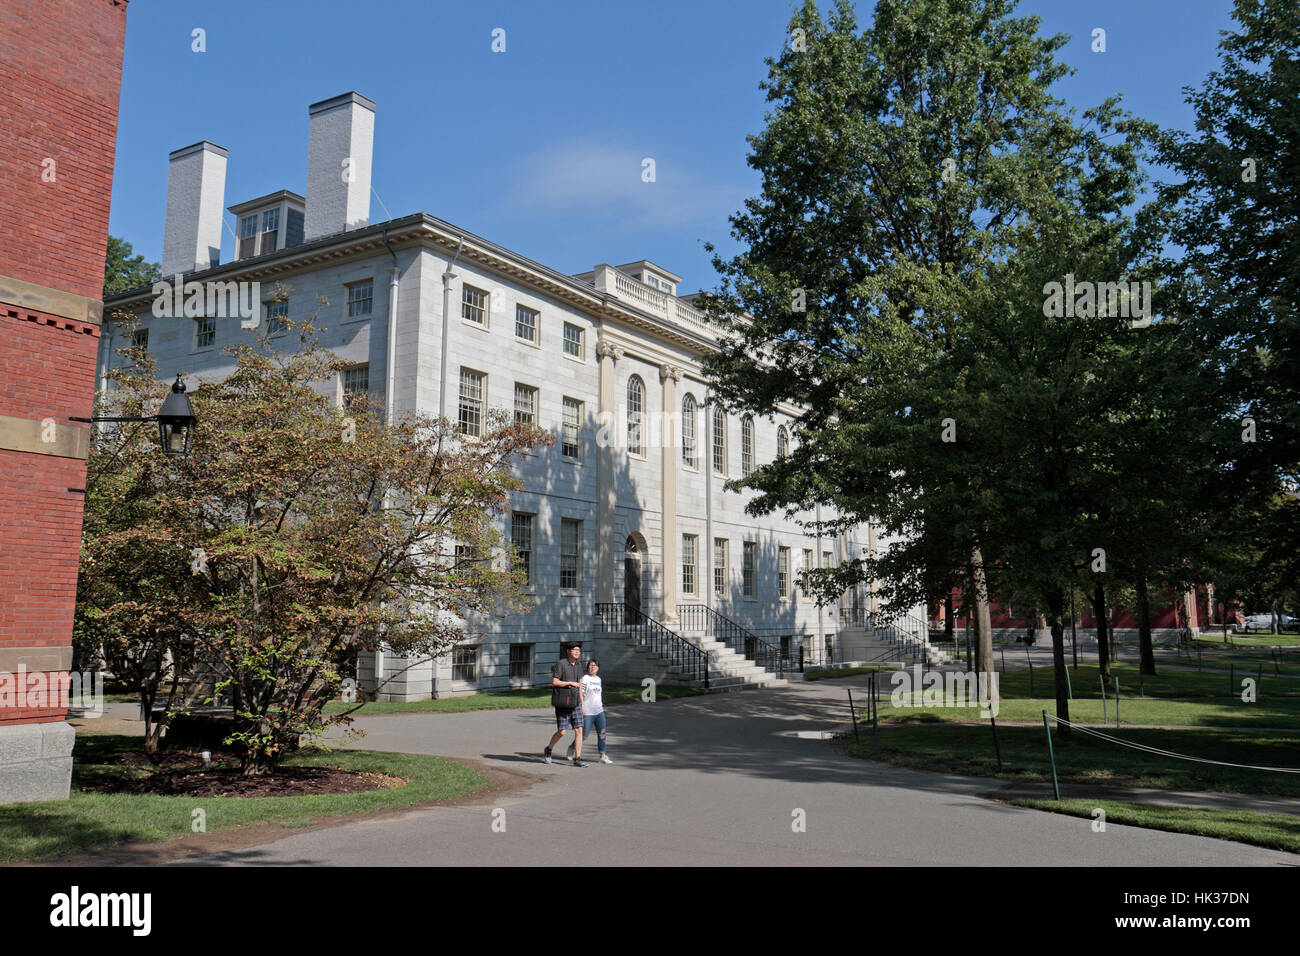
[1135,572,1157,676]
[1046,589,1070,736]
[1090,583,1112,679]
[971,548,994,693]
[944,591,954,644]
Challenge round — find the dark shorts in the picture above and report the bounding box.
[555,707,582,730]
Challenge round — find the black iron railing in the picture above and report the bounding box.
[677,603,785,678]
[838,607,935,662]
[595,603,709,688]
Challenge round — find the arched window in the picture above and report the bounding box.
[741,415,754,476]
[712,407,726,475]
[681,393,698,467]
[776,425,788,459]
[627,375,644,455]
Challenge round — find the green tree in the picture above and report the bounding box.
[77,322,547,773]
[699,0,1163,728]
[103,236,160,297]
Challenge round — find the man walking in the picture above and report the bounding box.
[544,641,587,767]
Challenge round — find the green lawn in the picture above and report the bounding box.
[0,733,489,864]
[322,681,705,716]
[804,665,896,681]
[995,660,1299,701]
[1003,797,1300,855]
[846,723,1300,798]
[883,694,1300,729]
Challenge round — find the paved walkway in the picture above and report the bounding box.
[178,679,1296,866]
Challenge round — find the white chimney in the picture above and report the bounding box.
[162,141,227,277]
[305,91,375,241]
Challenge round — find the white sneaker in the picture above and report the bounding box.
[600,754,613,764]
[566,745,576,763]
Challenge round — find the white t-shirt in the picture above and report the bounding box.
[580,674,604,715]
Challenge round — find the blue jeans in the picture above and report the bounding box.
[582,711,607,753]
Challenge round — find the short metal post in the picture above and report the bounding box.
[1100,674,1108,723]
[990,709,1002,771]
[871,673,880,755]
[1114,677,1120,727]
[848,689,860,744]
[1042,710,1060,800]
[1064,663,1072,700]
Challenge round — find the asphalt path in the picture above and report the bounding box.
[178,678,1296,866]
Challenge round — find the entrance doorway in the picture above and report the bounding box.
[624,535,642,624]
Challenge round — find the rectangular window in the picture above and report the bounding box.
[509,644,533,681]
[781,635,792,661]
[458,368,485,437]
[511,512,534,587]
[265,298,288,335]
[823,550,833,569]
[514,383,537,427]
[238,215,258,259]
[347,279,374,318]
[778,546,790,598]
[743,541,756,598]
[560,518,581,590]
[452,646,478,682]
[194,315,216,349]
[563,323,584,359]
[562,397,583,459]
[343,364,369,401]
[713,538,728,596]
[515,304,538,342]
[462,285,487,325]
[682,534,698,596]
[131,328,149,349]
[803,549,814,600]
[260,207,280,254]
[712,409,726,476]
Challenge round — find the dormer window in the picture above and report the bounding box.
[229,191,306,261]
[260,207,280,254]
[238,215,259,258]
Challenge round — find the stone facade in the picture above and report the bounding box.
[102,94,913,703]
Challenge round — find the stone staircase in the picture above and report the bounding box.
[836,612,954,668]
[595,603,788,692]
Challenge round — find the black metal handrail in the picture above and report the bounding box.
[595,603,709,688]
[677,603,785,678]
[838,606,932,662]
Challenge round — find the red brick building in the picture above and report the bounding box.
[0,0,129,803]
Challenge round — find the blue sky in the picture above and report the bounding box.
[109,0,1239,294]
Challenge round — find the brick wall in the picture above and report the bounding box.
[0,0,128,734]
[0,0,129,299]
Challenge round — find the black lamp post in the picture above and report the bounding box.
[154,375,198,457]
[73,373,198,458]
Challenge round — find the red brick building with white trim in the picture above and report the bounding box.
[0,0,129,803]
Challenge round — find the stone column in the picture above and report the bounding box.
[659,364,682,626]
[596,337,623,606]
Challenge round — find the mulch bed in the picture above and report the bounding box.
[79,748,408,797]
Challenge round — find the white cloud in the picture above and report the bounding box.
[500,138,746,233]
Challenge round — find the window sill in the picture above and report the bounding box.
[190,345,216,355]
[562,455,584,465]
[341,313,373,325]
[462,318,490,332]
[516,335,541,348]
[562,352,586,363]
